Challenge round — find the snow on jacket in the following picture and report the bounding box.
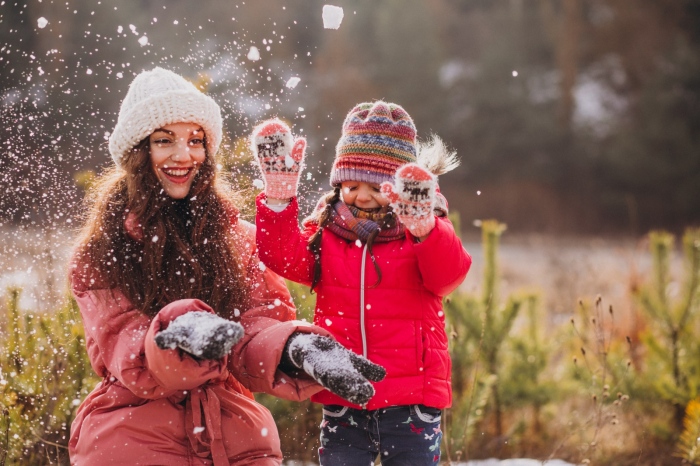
[255,193,472,410]
[69,217,329,466]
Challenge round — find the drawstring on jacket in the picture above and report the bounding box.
[186,385,228,465]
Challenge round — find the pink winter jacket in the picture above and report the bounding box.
[256,193,471,411]
[69,218,329,466]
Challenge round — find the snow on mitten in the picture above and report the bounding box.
[155,311,244,360]
[380,163,437,238]
[250,118,306,200]
[283,333,386,406]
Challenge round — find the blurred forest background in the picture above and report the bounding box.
[3,2,700,464]
[1,0,699,235]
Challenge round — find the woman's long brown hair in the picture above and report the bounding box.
[72,138,248,320]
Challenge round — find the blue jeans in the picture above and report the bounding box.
[318,404,443,466]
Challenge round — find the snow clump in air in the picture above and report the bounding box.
[285,77,301,89]
[247,46,261,61]
[37,17,48,28]
[322,5,344,29]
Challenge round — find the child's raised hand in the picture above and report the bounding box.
[380,163,437,239]
[284,332,386,406]
[250,118,306,200]
[155,311,244,360]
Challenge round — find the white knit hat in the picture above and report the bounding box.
[109,67,222,166]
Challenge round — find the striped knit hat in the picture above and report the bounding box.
[330,101,417,186]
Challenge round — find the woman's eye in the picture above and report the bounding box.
[152,138,171,145]
[189,139,204,146]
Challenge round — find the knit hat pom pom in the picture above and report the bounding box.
[416,134,460,176]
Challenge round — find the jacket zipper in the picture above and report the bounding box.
[360,242,368,359]
[360,243,369,410]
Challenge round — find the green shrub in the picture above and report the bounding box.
[634,229,700,428]
[0,288,98,465]
[445,220,526,440]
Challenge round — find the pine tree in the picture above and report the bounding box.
[634,228,700,428]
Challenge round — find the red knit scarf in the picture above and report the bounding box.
[303,199,405,244]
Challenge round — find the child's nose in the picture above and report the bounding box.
[357,188,372,201]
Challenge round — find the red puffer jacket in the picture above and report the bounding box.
[69,217,329,466]
[256,193,471,410]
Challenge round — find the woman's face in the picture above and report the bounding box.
[340,180,389,213]
[149,122,207,199]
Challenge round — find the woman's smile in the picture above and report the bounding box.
[159,165,196,183]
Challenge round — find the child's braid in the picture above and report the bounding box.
[308,187,341,292]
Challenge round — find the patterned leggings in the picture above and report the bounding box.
[319,404,443,466]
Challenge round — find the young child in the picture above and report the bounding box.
[252,101,472,465]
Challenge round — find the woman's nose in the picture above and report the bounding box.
[170,140,191,162]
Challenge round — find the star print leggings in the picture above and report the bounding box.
[319,404,443,466]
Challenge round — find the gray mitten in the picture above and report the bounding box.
[155,311,244,360]
[283,332,386,405]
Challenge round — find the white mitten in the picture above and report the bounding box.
[250,119,306,199]
[380,163,437,238]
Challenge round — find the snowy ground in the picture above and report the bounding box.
[451,460,576,466]
[284,459,577,466]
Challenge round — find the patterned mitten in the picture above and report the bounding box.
[283,332,386,405]
[380,163,437,238]
[250,118,306,199]
[155,311,244,360]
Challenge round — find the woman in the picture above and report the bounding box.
[69,67,383,465]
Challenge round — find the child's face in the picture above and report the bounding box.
[149,122,207,199]
[340,181,389,213]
